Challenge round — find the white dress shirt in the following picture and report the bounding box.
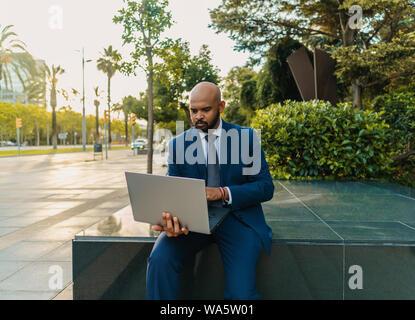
[196,117,232,205]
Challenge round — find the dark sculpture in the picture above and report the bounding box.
[287,46,338,106]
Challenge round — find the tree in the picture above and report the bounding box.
[97,45,121,148]
[93,86,102,142]
[24,60,47,106]
[45,64,65,149]
[256,37,303,108]
[114,0,174,174]
[209,0,415,108]
[113,98,133,146]
[222,66,257,126]
[157,41,221,126]
[0,24,35,92]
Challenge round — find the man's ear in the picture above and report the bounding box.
[219,100,226,113]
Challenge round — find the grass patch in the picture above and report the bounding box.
[0,146,129,157]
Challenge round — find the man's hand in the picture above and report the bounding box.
[151,211,189,237]
[206,187,228,201]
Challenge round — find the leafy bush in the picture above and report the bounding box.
[371,91,415,153]
[252,99,393,180]
[369,91,415,188]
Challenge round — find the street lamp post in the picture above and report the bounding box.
[77,48,93,152]
[82,48,86,152]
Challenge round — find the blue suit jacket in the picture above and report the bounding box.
[167,119,274,255]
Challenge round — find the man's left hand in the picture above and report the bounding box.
[206,187,222,201]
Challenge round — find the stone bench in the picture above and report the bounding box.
[72,180,415,299]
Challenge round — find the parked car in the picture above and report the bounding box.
[1,141,17,147]
[131,138,147,150]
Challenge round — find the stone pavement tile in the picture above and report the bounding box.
[77,208,117,217]
[0,203,18,209]
[45,202,83,209]
[38,241,72,262]
[18,208,64,217]
[0,208,30,217]
[0,227,19,237]
[53,283,73,300]
[53,216,103,228]
[0,261,28,281]
[0,194,42,201]
[0,216,47,227]
[50,189,85,195]
[29,226,84,242]
[0,241,64,261]
[11,202,55,209]
[71,190,114,200]
[0,261,72,292]
[44,194,80,200]
[0,290,56,300]
[95,201,129,209]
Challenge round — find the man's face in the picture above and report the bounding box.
[190,95,225,133]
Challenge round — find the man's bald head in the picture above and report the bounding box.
[190,82,222,105]
[189,82,225,132]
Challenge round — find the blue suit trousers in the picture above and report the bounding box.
[146,212,264,300]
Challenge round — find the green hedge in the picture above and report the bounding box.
[252,100,393,180]
[371,91,415,153]
[370,91,415,187]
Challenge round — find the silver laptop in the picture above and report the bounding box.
[125,172,230,234]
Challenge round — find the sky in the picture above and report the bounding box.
[1,0,252,118]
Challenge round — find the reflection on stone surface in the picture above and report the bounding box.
[76,206,159,239]
[75,180,415,242]
[97,216,122,236]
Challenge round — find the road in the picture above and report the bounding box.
[0,149,166,299]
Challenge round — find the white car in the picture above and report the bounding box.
[131,139,147,150]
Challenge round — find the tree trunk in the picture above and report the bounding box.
[352,79,362,109]
[107,76,112,149]
[340,9,362,108]
[44,80,49,145]
[0,63,3,91]
[124,111,129,147]
[52,109,57,148]
[146,48,154,174]
[35,120,40,146]
[51,86,57,150]
[95,103,100,143]
[180,102,191,127]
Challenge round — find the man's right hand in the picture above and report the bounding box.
[151,211,189,237]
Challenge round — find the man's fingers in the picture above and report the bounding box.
[162,211,167,228]
[173,216,180,234]
[161,212,188,237]
[166,213,173,232]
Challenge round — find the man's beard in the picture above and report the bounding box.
[195,110,220,133]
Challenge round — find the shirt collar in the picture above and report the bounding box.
[197,117,223,139]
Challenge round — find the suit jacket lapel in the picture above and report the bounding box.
[219,119,233,186]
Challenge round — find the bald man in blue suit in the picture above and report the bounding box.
[147,82,274,300]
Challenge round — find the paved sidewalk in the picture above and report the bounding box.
[0,149,166,299]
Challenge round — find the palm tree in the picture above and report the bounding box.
[113,98,132,147]
[96,45,121,149]
[0,24,35,92]
[93,86,101,142]
[24,60,47,105]
[45,65,65,149]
